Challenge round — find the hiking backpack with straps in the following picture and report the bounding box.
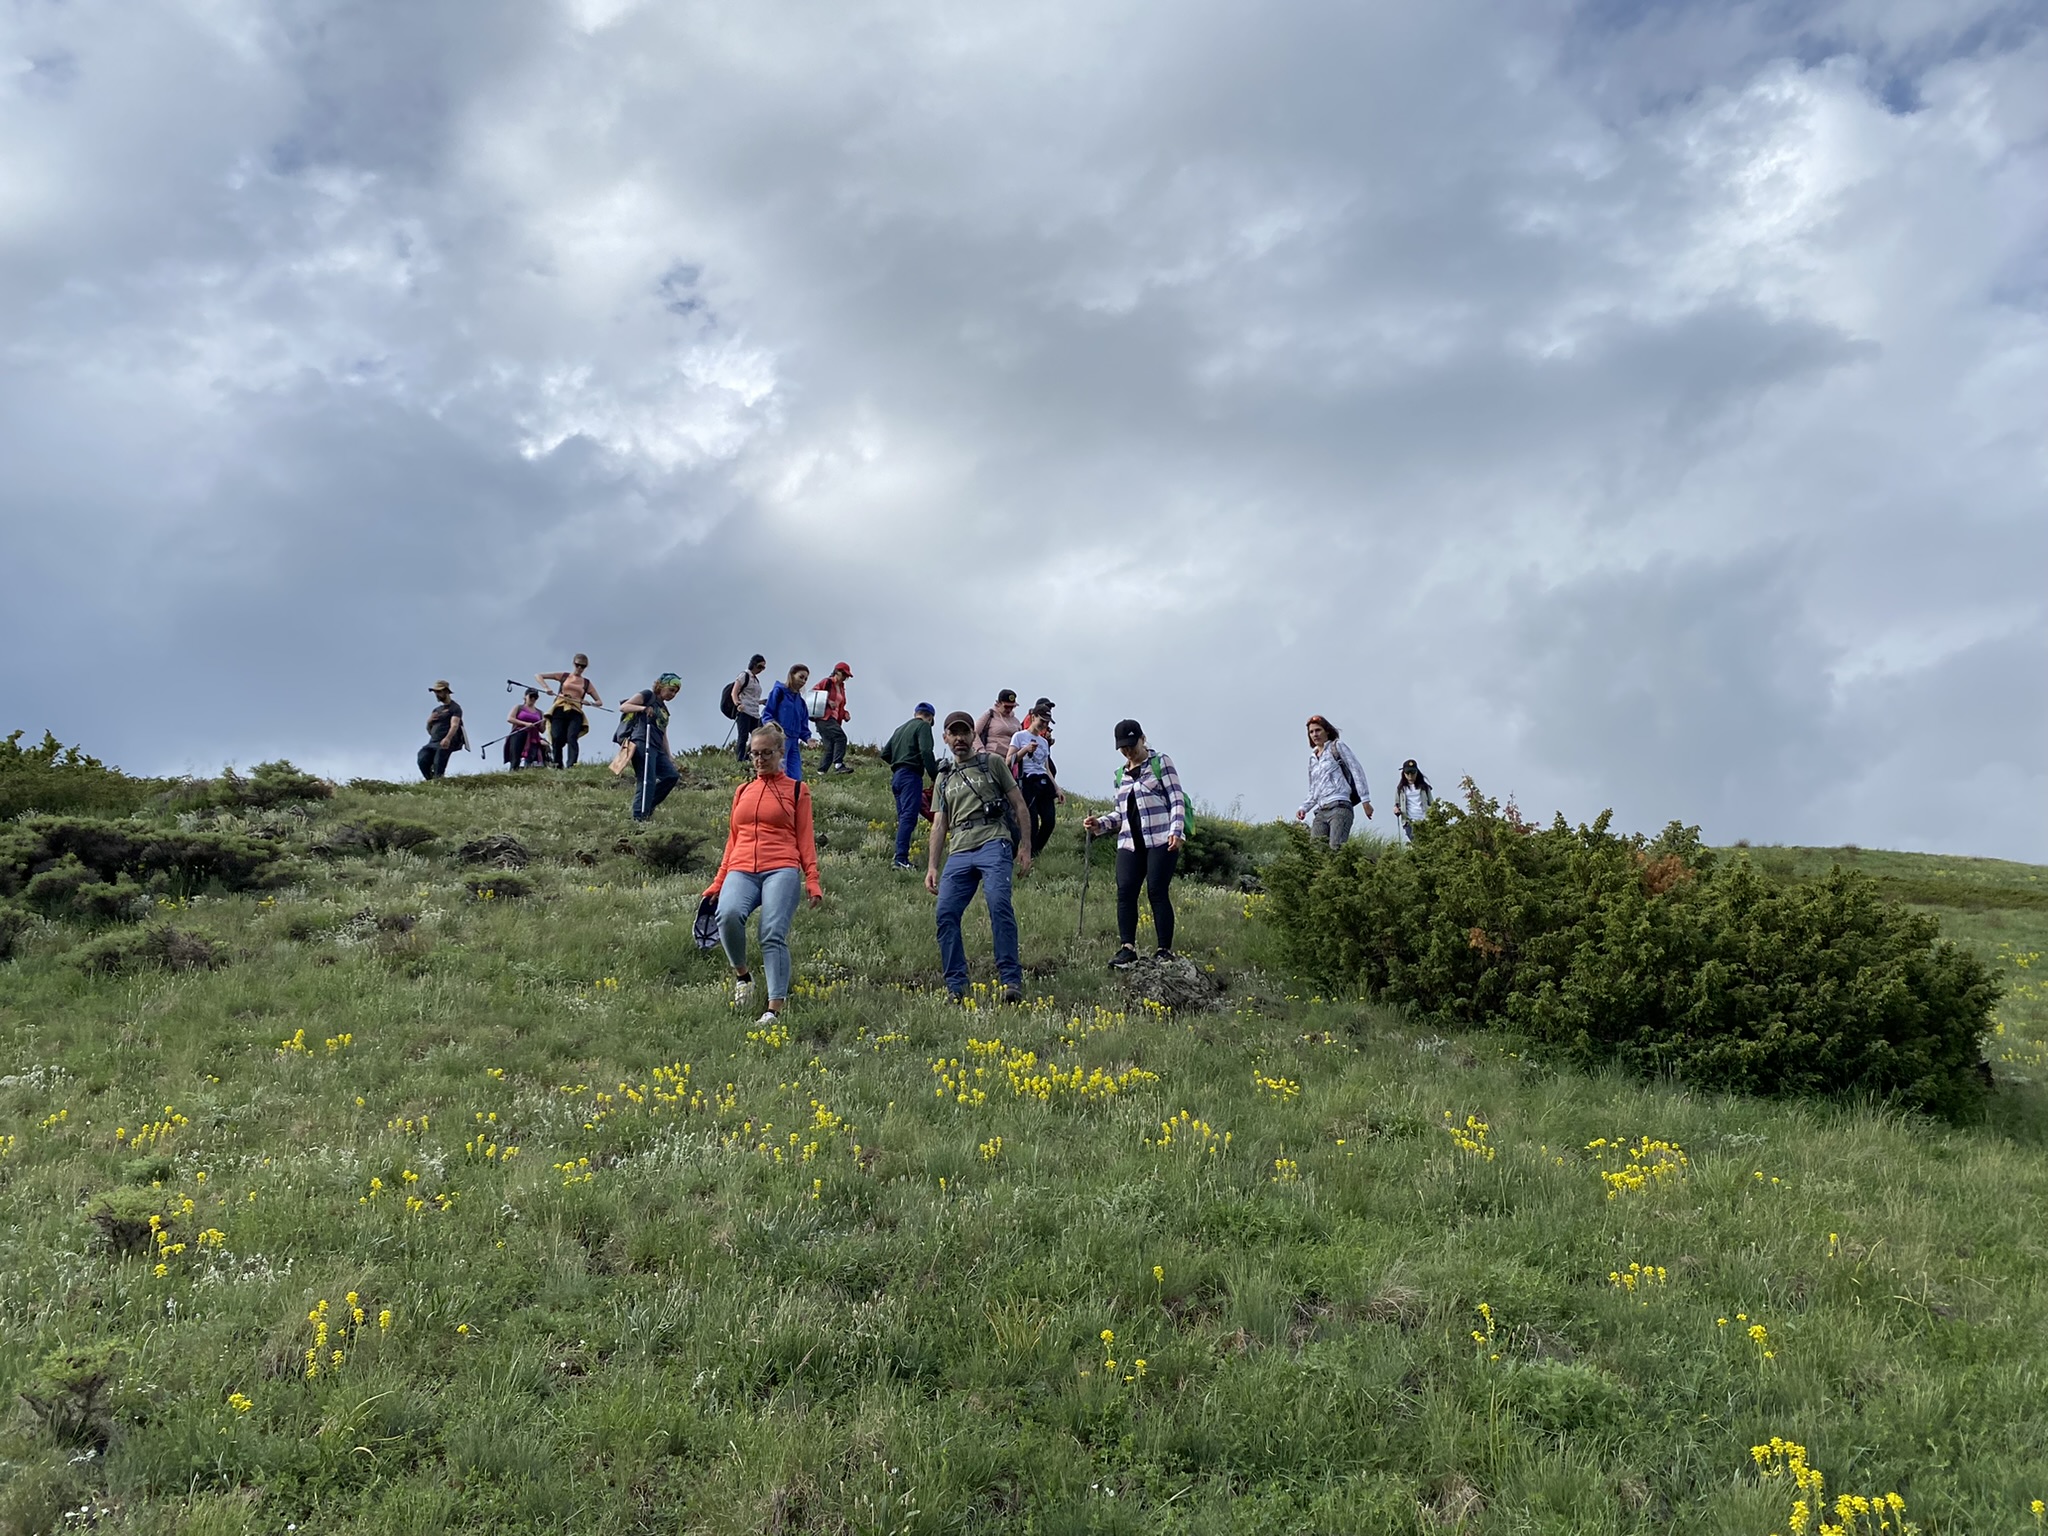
[1332,747,1361,807]
[939,753,1022,851]
[1113,753,1191,836]
[718,675,741,720]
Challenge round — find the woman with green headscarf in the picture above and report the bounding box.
[618,673,683,821]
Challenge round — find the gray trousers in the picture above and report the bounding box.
[1310,802,1354,850]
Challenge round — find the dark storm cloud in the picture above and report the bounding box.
[1,0,2041,855]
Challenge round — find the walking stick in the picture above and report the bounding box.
[635,710,654,821]
[1077,825,1094,939]
[508,679,614,713]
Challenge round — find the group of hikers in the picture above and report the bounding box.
[416,660,1437,1027]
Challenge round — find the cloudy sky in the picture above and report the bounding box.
[3,0,2043,858]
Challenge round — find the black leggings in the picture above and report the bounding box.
[1022,776,1057,856]
[1115,845,1178,952]
[550,709,584,768]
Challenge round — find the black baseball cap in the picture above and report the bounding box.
[1114,718,1143,748]
[1032,697,1055,715]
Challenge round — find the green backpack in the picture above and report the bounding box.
[1113,753,1190,836]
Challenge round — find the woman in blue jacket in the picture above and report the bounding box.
[760,664,814,780]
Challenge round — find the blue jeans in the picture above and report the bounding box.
[631,742,680,820]
[717,867,802,1002]
[891,767,923,862]
[935,839,1021,996]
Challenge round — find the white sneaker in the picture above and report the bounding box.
[731,977,751,1007]
[756,1009,782,1026]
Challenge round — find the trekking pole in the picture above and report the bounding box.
[1077,825,1093,940]
[478,724,542,755]
[509,679,615,714]
[635,709,657,821]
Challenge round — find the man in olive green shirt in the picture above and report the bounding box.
[926,710,1032,1003]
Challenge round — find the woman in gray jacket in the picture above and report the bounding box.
[1295,714,1371,850]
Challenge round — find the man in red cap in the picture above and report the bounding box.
[812,662,855,774]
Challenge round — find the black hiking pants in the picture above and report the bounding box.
[1115,845,1178,952]
[550,708,584,768]
[1021,775,1057,857]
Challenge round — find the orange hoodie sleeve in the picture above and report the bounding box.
[705,783,748,897]
[795,781,821,897]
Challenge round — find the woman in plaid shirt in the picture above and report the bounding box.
[1083,718,1186,968]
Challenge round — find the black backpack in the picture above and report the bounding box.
[940,753,1022,852]
[717,672,744,720]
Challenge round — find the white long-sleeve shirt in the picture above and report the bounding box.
[1300,741,1369,817]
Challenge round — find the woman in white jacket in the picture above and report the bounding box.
[1295,715,1371,850]
[1394,759,1434,843]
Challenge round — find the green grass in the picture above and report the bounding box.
[2,750,2046,1534]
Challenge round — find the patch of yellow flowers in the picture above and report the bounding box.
[1144,1110,1228,1155]
[929,1038,1158,1106]
[116,1107,189,1150]
[1586,1135,1688,1198]
[1607,1261,1668,1303]
[304,1292,393,1379]
[747,1018,793,1051]
[1089,1328,1147,1385]
[1718,1311,1775,1362]
[1442,1111,1496,1161]
[1471,1302,1500,1361]
[1751,1438,1915,1535]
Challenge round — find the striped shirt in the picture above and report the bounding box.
[1299,741,1369,818]
[1094,752,1186,851]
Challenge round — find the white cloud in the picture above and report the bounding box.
[0,0,2040,856]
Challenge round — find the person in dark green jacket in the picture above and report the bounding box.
[883,704,939,869]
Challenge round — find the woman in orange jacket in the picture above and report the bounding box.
[705,721,823,1023]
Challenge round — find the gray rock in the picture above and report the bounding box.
[1116,953,1224,1012]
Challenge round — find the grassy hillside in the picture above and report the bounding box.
[1,750,2045,1535]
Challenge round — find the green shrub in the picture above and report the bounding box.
[22,856,145,923]
[314,818,438,856]
[1262,781,1998,1117]
[1179,818,1255,885]
[72,923,226,977]
[20,1340,129,1449]
[0,729,162,819]
[0,901,28,961]
[86,1188,164,1256]
[0,816,281,909]
[635,831,701,874]
[161,760,333,813]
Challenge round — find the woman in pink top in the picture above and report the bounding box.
[974,690,1022,758]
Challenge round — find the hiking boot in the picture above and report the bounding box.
[946,991,967,1006]
[892,859,915,872]
[1000,986,1024,1006]
[1110,946,1139,970]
